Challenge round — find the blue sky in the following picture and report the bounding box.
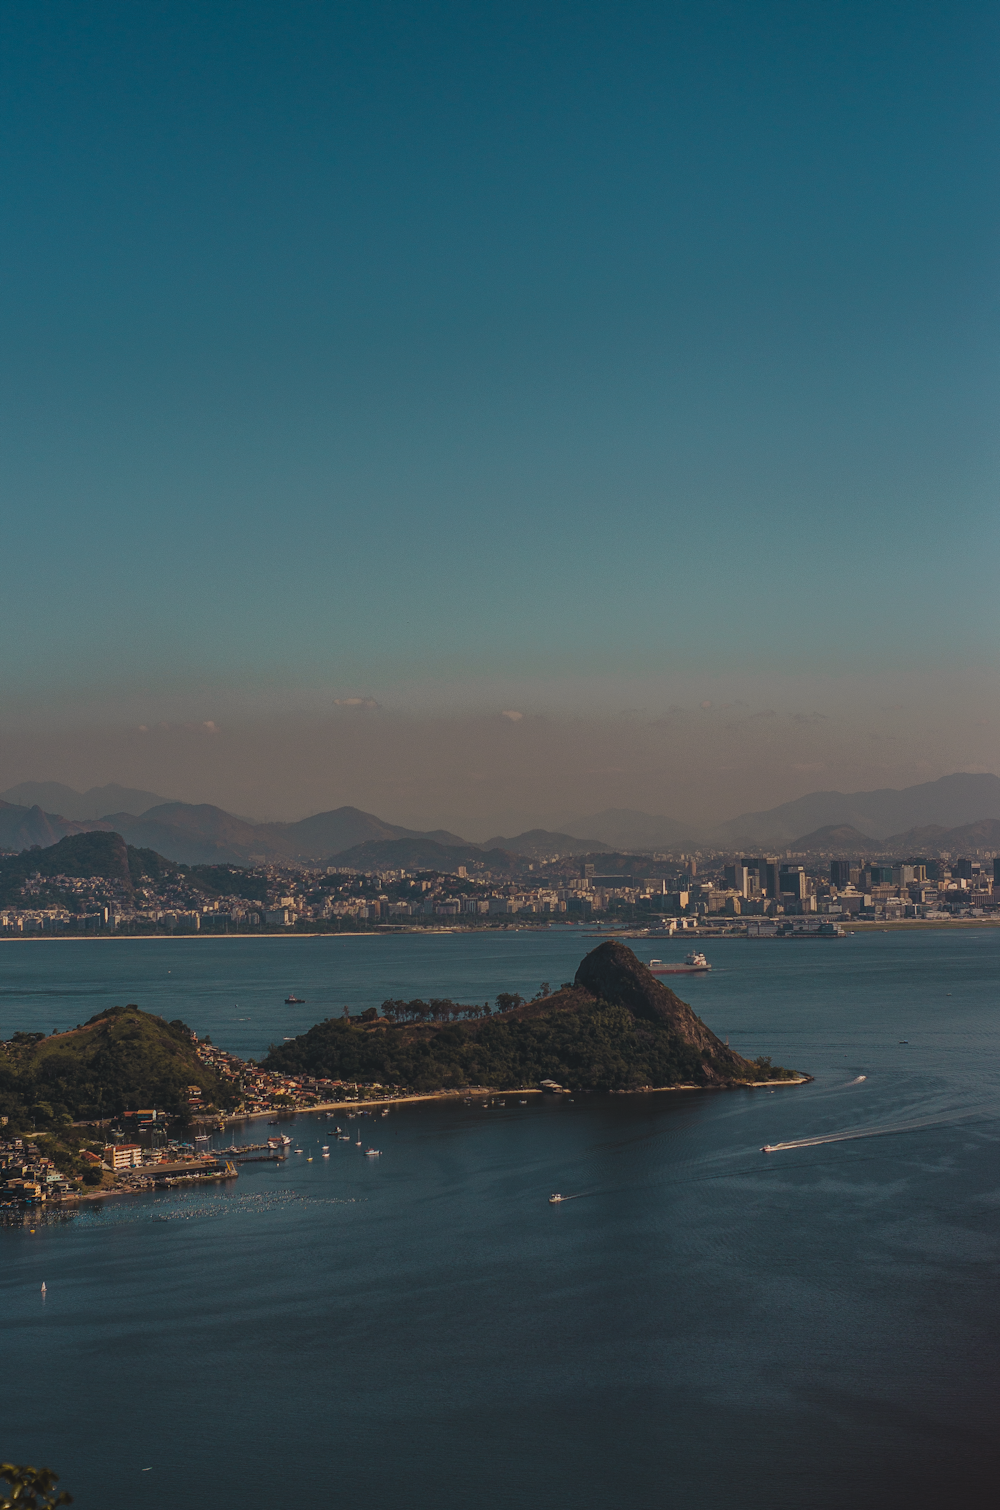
[1,1,997,824]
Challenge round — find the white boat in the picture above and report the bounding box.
[760,1145,774,1153]
[267,1134,292,1150]
[549,1193,564,1203]
[648,952,711,975]
[40,1282,47,1295]
[364,1148,381,1157]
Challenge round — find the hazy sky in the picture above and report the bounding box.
[1,2,997,830]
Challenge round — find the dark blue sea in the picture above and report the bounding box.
[3,926,1000,1510]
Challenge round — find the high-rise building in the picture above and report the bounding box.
[830,860,852,887]
[779,864,807,901]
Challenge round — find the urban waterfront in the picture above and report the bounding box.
[3,928,1000,1509]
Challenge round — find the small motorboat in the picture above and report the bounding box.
[549,1193,564,1204]
[284,995,305,1004]
[760,1145,774,1153]
[364,1148,381,1157]
[322,1152,330,1158]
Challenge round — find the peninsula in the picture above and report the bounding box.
[264,940,805,1093]
[0,943,805,1203]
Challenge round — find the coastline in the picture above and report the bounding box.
[210,1073,813,1128]
[39,1077,814,1208]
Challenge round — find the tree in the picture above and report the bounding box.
[0,1462,72,1509]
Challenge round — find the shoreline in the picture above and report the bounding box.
[209,1073,813,1128]
[5,917,1000,943]
[38,1077,813,1208]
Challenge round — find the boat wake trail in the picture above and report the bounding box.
[761,1106,985,1154]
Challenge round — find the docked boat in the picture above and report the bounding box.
[267,1134,292,1150]
[648,952,711,975]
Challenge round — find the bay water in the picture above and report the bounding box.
[2,927,1000,1509]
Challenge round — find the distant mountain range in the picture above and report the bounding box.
[787,824,879,850]
[707,773,1000,847]
[562,809,690,849]
[0,781,172,820]
[479,828,610,858]
[0,788,607,868]
[3,772,1000,867]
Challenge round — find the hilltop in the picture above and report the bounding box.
[0,829,267,909]
[788,823,877,851]
[0,1005,237,1128]
[264,941,803,1092]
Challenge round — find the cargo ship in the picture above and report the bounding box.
[648,952,711,975]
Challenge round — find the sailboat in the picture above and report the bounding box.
[40,1282,47,1295]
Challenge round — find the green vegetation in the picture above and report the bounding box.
[0,1462,72,1509]
[0,1006,236,1131]
[0,831,133,905]
[29,1127,113,1189]
[264,941,803,1092]
[265,998,711,1090]
[0,831,268,911]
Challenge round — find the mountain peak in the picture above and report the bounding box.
[573,941,763,1084]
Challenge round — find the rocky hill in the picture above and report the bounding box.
[264,941,802,1092]
[0,1005,236,1127]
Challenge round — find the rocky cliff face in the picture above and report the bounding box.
[574,939,758,1084]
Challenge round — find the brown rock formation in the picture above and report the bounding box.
[574,939,758,1084]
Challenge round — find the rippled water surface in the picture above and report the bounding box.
[3,928,1000,1509]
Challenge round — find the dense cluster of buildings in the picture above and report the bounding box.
[3,843,1000,937]
[711,854,1000,921]
[1,1138,76,1202]
[192,1034,402,1114]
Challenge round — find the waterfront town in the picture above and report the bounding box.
[1,1027,402,1208]
[2,846,1000,937]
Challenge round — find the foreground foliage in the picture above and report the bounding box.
[0,1463,71,1509]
